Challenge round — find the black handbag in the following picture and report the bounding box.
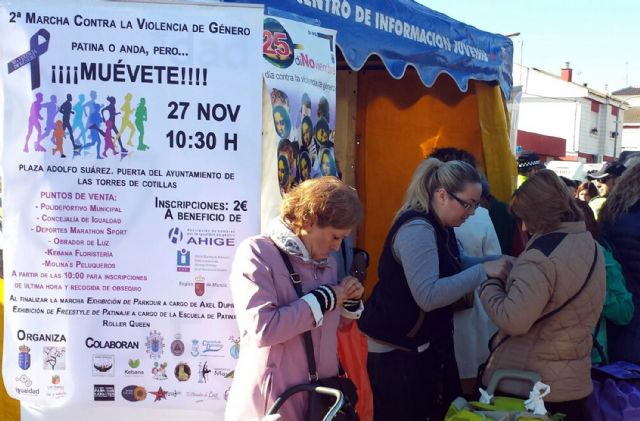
[268,248,359,421]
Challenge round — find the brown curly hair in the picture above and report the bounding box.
[281,177,363,234]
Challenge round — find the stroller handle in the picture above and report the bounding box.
[267,384,345,420]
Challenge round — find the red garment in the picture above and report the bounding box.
[338,322,373,421]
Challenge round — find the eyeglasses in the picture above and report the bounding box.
[447,191,480,211]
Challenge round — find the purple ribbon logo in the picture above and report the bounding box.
[7,28,50,90]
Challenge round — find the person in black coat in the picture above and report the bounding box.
[600,159,640,363]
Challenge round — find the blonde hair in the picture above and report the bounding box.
[599,162,640,228]
[510,169,583,234]
[395,158,480,221]
[281,176,363,234]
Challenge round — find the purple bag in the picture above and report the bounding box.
[586,361,640,421]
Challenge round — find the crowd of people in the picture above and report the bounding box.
[224,148,640,421]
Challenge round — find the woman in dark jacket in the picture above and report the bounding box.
[358,158,512,421]
[600,159,640,363]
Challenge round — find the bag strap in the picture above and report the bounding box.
[277,247,320,381]
[341,240,349,276]
[478,242,599,388]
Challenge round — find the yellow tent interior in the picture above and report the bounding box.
[333,53,516,296]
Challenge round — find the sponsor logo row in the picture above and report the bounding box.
[94,384,230,403]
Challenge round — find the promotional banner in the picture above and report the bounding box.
[263,15,337,197]
[0,0,262,413]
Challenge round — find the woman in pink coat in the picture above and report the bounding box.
[225,177,364,421]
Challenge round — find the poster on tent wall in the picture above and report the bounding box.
[263,15,337,197]
[0,0,262,411]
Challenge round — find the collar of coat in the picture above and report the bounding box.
[527,221,588,247]
[267,217,329,267]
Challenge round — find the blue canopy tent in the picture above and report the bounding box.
[224,0,513,99]
[225,0,516,303]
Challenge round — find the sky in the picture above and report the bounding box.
[416,0,640,94]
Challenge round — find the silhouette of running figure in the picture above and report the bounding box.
[51,120,66,158]
[113,93,136,147]
[40,94,58,144]
[94,120,118,157]
[59,94,80,152]
[72,94,88,147]
[101,96,127,153]
[84,90,98,122]
[24,92,45,152]
[86,102,104,159]
[135,97,149,151]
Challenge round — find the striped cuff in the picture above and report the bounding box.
[341,299,364,319]
[302,294,324,326]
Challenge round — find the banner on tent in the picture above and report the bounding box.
[262,14,337,199]
[0,0,262,412]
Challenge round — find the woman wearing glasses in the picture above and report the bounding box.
[358,158,513,421]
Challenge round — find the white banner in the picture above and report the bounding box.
[0,0,262,414]
[260,15,337,226]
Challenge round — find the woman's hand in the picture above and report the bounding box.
[332,276,364,307]
[483,256,513,281]
[340,276,364,300]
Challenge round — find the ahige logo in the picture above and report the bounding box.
[168,227,183,244]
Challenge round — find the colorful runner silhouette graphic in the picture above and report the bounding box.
[24,92,45,153]
[59,93,81,154]
[40,94,57,145]
[113,93,136,147]
[101,96,127,154]
[135,97,148,151]
[72,94,88,148]
[86,102,104,159]
[51,120,66,158]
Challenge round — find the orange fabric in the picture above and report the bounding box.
[337,322,373,421]
[355,70,483,297]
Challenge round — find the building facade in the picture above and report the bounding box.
[611,87,640,153]
[513,63,627,163]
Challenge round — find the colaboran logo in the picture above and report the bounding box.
[85,337,139,349]
[17,329,67,342]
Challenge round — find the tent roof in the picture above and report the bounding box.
[223,0,513,99]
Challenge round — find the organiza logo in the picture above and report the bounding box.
[92,355,114,377]
[168,227,183,244]
[15,374,39,397]
[19,345,31,370]
[43,346,66,370]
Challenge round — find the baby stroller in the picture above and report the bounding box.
[267,382,357,420]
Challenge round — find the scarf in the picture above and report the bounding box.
[267,217,328,267]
